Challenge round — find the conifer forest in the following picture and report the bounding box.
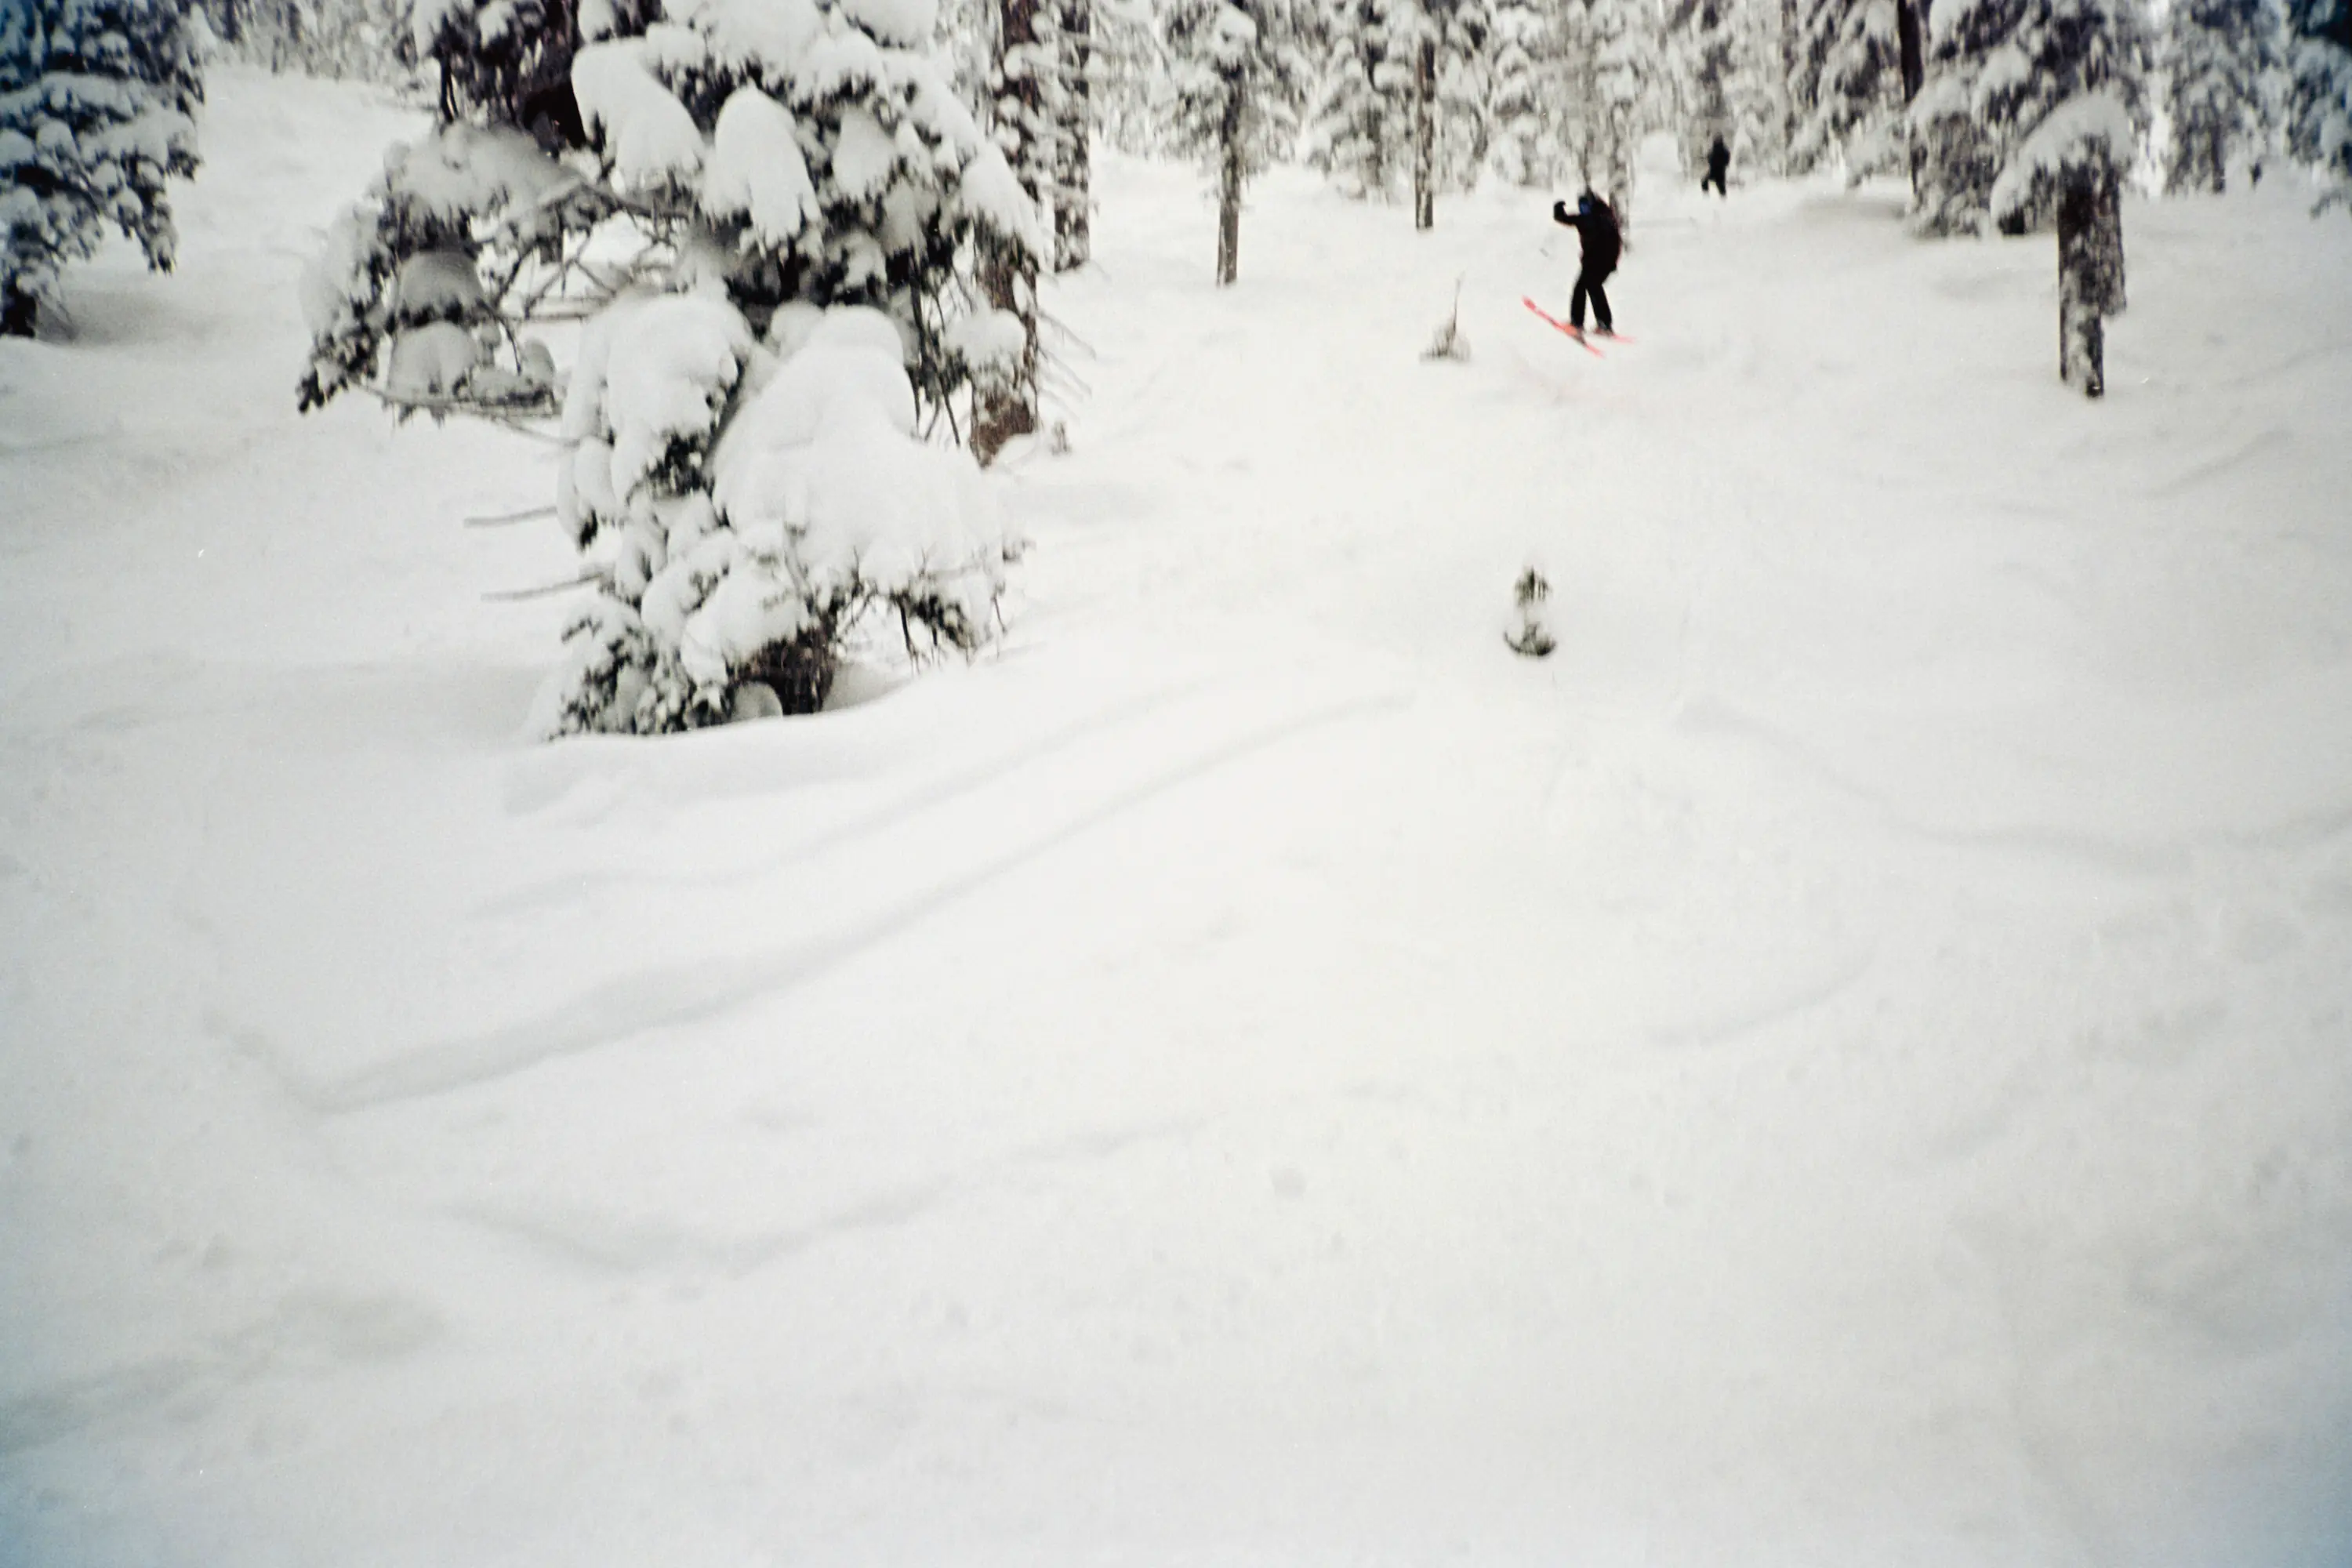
[5,0,2351,1561]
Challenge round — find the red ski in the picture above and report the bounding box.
[1523,296,1601,354]
[1522,297,1633,353]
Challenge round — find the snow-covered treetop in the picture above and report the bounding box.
[1160,0,1317,180]
[299,0,1029,736]
[2,0,204,328]
[536,292,1014,735]
[302,0,1043,414]
[1,0,203,161]
[1914,0,2149,232]
[564,0,1043,260]
[1989,85,2135,219]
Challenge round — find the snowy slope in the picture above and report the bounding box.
[4,70,2351,1568]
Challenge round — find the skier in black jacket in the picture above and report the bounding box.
[1551,191,1620,336]
[1703,136,1730,197]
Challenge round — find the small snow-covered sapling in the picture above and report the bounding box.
[1423,274,1472,362]
[1506,567,1556,657]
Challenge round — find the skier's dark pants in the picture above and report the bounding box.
[1702,169,1726,196]
[1571,268,1613,332]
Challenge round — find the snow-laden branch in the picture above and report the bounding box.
[1991,88,2135,221]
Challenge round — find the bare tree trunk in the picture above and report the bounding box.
[975,0,1043,461]
[1,279,38,338]
[2211,125,2227,193]
[1413,35,1436,230]
[2057,164,2124,399]
[1901,0,1928,198]
[1054,0,1092,270]
[1217,67,1244,284]
[1897,0,1925,101]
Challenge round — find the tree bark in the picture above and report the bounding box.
[1897,0,1926,101]
[1217,66,1244,284]
[1413,35,1436,230]
[2056,164,2124,398]
[1,279,38,338]
[1054,0,1092,270]
[975,0,1043,461]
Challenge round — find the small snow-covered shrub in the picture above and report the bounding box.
[1505,565,1554,657]
[539,300,1014,732]
[1421,272,1468,360]
[298,0,1040,735]
[0,0,203,336]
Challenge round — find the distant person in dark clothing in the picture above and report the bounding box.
[1703,136,1730,198]
[1551,191,1620,336]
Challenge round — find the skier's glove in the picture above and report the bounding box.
[1552,200,1571,224]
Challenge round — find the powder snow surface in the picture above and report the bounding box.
[5,71,2352,1568]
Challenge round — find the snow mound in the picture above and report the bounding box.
[541,301,1007,734]
[710,304,995,592]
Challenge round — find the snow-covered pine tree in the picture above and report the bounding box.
[1305,0,1405,196]
[939,0,1084,267]
[1911,0,2147,394]
[975,0,1059,458]
[1162,0,1316,281]
[1398,0,1440,222]
[2163,0,2281,193]
[1432,0,1491,194]
[1483,0,1557,184]
[1910,0,2148,238]
[1053,0,1092,266]
[1084,0,1164,153]
[1723,0,1793,175]
[1788,0,1915,176]
[1667,0,1734,172]
[409,0,591,140]
[1364,0,1486,208]
[1,0,203,336]
[297,0,1040,733]
[1559,0,1649,220]
[2286,0,2352,209]
[198,0,412,80]
[937,0,993,99]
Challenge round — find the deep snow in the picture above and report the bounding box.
[4,67,2351,1567]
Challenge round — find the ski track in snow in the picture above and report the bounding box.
[265,690,1403,1114]
[435,1108,1221,1281]
[5,72,2352,1568]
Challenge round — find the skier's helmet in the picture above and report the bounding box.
[1577,192,1596,215]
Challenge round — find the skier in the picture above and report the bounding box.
[1550,191,1621,336]
[1703,136,1730,198]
